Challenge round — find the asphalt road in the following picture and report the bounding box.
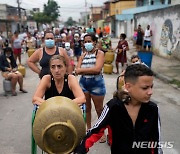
[0,49,180,154]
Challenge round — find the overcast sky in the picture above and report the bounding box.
[0,0,107,21]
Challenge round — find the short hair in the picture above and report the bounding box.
[49,55,66,67]
[120,33,126,39]
[84,33,97,43]
[4,47,13,54]
[124,64,153,84]
[131,55,140,61]
[14,31,19,34]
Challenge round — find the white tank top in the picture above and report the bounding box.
[144,29,151,41]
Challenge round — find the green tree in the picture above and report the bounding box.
[65,17,77,26]
[33,0,60,23]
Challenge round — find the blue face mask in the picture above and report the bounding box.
[45,39,55,48]
[84,43,94,52]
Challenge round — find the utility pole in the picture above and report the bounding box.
[85,0,87,27]
[17,0,21,32]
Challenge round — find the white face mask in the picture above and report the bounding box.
[103,35,107,38]
[65,46,70,50]
[74,37,79,41]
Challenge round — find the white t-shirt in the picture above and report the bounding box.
[65,48,74,58]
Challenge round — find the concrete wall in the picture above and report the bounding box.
[135,4,180,59]
[171,0,179,5]
[0,4,6,20]
[115,19,134,39]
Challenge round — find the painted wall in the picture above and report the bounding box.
[135,4,180,59]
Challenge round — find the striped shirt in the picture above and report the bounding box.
[81,50,101,78]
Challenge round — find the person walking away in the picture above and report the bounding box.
[11,31,23,65]
[74,64,162,154]
[104,25,110,35]
[27,31,71,79]
[136,25,144,51]
[114,33,129,74]
[75,33,106,143]
[86,24,94,34]
[0,47,27,96]
[144,25,153,51]
[96,27,101,38]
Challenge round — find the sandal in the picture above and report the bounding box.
[99,134,106,143]
[12,92,17,96]
[113,72,119,74]
[20,89,28,93]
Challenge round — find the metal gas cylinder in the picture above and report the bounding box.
[117,76,124,91]
[104,50,114,64]
[3,79,12,92]
[33,96,86,154]
[18,64,26,77]
[103,63,113,74]
[28,48,35,57]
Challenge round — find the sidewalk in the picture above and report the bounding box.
[111,38,180,90]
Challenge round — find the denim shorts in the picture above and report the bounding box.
[79,75,106,96]
[144,40,151,48]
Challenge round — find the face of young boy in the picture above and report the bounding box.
[127,76,154,103]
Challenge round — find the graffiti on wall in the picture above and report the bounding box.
[172,27,180,54]
[160,19,180,55]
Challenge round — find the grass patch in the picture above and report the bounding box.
[170,79,180,88]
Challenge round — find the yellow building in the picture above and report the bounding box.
[110,0,136,16]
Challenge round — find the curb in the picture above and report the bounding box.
[153,71,172,83]
[153,70,180,91]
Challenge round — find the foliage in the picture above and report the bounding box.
[33,0,60,23]
[170,79,180,88]
[65,17,77,26]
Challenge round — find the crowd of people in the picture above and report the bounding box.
[0,23,162,153]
